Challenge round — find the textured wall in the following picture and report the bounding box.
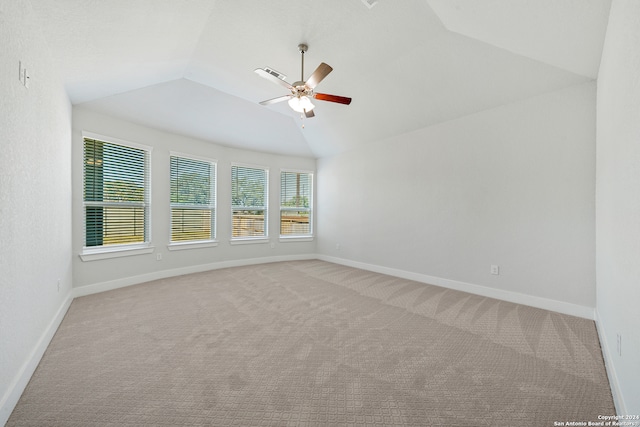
[596,0,640,414]
[0,0,72,423]
[317,83,596,314]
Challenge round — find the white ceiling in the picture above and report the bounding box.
[31,0,612,158]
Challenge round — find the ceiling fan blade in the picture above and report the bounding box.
[254,68,294,91]
[304,108,315,118]
[305,63,333,89]
[313,92,352,105]
[259,95,292,106]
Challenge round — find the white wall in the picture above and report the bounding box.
[0,0,73,424]
[596,0,640,415]
[72,108,316,292]
[317,83,597,317]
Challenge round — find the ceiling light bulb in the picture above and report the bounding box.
[288,96,315,113]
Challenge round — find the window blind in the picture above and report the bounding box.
[83,138,149,247]
[280,171,312,236]
[170,155,216,242]
[231,165,268,238]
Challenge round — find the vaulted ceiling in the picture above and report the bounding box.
[31,0,612,158]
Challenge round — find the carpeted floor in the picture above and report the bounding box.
[8,260,614,426]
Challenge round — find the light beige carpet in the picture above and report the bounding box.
[8,260,614,426]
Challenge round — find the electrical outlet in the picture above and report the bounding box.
[18,61,30,88]
[617,334,622,357]
[156,253,162,261]
[490,265,500,275]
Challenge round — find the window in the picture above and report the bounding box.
[231,164,268,239]
[280,171,313,237]
[83,137,150,249]
[170,154,216,243]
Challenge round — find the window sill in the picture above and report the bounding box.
[229,237,270,246]
[80,245,154,262]
[168,240,218,251]
[279,236,314,242]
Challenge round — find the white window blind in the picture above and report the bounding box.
[280,171,312,236]
[83,137,150,248]
[231,164,268,238]
[170,155,216,242]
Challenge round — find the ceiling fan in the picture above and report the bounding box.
[255,44,352,119]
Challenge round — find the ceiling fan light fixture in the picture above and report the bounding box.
[288,95,315,113]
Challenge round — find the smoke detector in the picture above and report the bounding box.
[361,0,379,9]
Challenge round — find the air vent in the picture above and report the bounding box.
[361,0,378,9]
[264,67,287,81]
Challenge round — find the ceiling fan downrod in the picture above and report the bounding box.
[298,43,308,82]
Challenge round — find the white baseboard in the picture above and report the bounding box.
[595,309,626,415]
[72,254,317,298]
[317,255,595,320]
[74,254,594,319]
[0,294,73,427]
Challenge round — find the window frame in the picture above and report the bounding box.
[279,169,314,240]
[230,162,269,244]
[80,132,153,261]
[168,152,218,250]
